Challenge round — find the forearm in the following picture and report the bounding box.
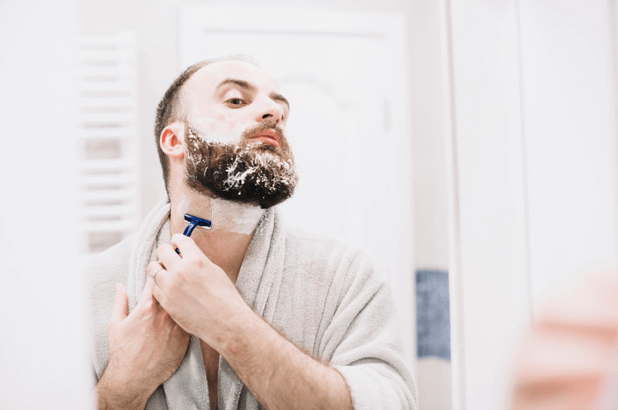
[95,368,151,410]
[210,306,353,410]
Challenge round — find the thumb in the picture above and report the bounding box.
[137,276,155,306]
[110,283,128,322]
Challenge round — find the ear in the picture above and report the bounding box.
[160,122,185,160]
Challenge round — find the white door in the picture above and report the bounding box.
[179,5,415,364]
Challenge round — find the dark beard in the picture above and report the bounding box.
[184,120,298,209]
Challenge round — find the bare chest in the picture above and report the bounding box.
[200,340,220,410]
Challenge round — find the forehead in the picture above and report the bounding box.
[184,60,280,96]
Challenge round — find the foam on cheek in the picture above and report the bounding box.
[189,117,246,145]
[177,198,190,215]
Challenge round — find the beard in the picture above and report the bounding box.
[184,120,298,209]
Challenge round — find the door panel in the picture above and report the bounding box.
[179,6,415,363]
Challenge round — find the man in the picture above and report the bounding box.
[90,57,417,410]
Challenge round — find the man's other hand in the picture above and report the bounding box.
[511,272,618,410]
[96,279,190,410]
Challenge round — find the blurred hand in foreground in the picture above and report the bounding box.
[511,272,618,410]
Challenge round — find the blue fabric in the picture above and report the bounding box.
[416,269,451,360]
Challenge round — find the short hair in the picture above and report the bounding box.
[154,55,257,192]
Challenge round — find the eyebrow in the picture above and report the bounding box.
[216,78,290,110]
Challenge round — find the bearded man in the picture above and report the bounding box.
[89,57,417,410]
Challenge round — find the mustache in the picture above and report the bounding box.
[240,119,286,143]
[185,119,287,146]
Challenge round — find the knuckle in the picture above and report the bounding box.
[185,254,204,268]
[194,256,206,268]
[171,264,186,279]
[140,300,155,317]
[172,233,186,243]
[156,245,167,258]
[166,278,179,294]
[144,299,153,310]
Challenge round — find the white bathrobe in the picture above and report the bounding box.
[89,199,418,409]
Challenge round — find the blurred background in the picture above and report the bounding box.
[3,0,618,409]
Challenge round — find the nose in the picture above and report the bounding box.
[254,95,285,124]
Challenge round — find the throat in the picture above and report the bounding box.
[169,194,266,283]
[171,194,265,236]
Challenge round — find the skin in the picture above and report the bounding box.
[511,272,618,410]
[96,60,353,410]
[95,280,190,410]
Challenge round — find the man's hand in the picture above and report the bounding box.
[96,279,190,410]
[511,273,618,410]
[147,234,251,348]
[149,234,353,410]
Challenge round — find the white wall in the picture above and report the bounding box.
[0,1,92,408]
[518,0,618,310]
[445,1,618,409]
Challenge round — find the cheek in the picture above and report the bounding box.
[191,116,248,144]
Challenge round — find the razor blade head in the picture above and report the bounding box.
[182,213,212,237]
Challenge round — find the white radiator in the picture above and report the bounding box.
[77,31,140,254]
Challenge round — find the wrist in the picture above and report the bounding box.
[96,367,151,410]
[198,297,258,352]
[216,307,273,367]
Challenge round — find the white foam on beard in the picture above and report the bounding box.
[222,144,296,193]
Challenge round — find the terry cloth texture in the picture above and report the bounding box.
[89,198,418,409]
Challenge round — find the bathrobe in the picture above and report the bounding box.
[89,199,418,409]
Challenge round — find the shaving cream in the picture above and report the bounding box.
[177,195,264,236]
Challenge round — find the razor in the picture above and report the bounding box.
[183,213,212,236]
[175,213,212,254]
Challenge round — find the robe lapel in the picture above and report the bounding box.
[126,200,209,410]
[220,207,286,410]
[127,200,285,410]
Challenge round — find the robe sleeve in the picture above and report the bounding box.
[321,250,418,410]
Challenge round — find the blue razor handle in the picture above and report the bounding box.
[176,213,212,254]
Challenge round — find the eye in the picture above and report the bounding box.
[226,98,246,106]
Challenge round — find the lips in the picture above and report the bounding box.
[250,129,280,147]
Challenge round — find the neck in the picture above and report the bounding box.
[169,190,265,284]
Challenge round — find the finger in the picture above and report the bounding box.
[171,233,208,261]
[151,279,166,309]
[150,275,175,315]
[146,261,164,282]
[519,328,613,382]
[136,274,156,307]
[110,283,128,322]
[150,259,172,291]
[157,243,181,270]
